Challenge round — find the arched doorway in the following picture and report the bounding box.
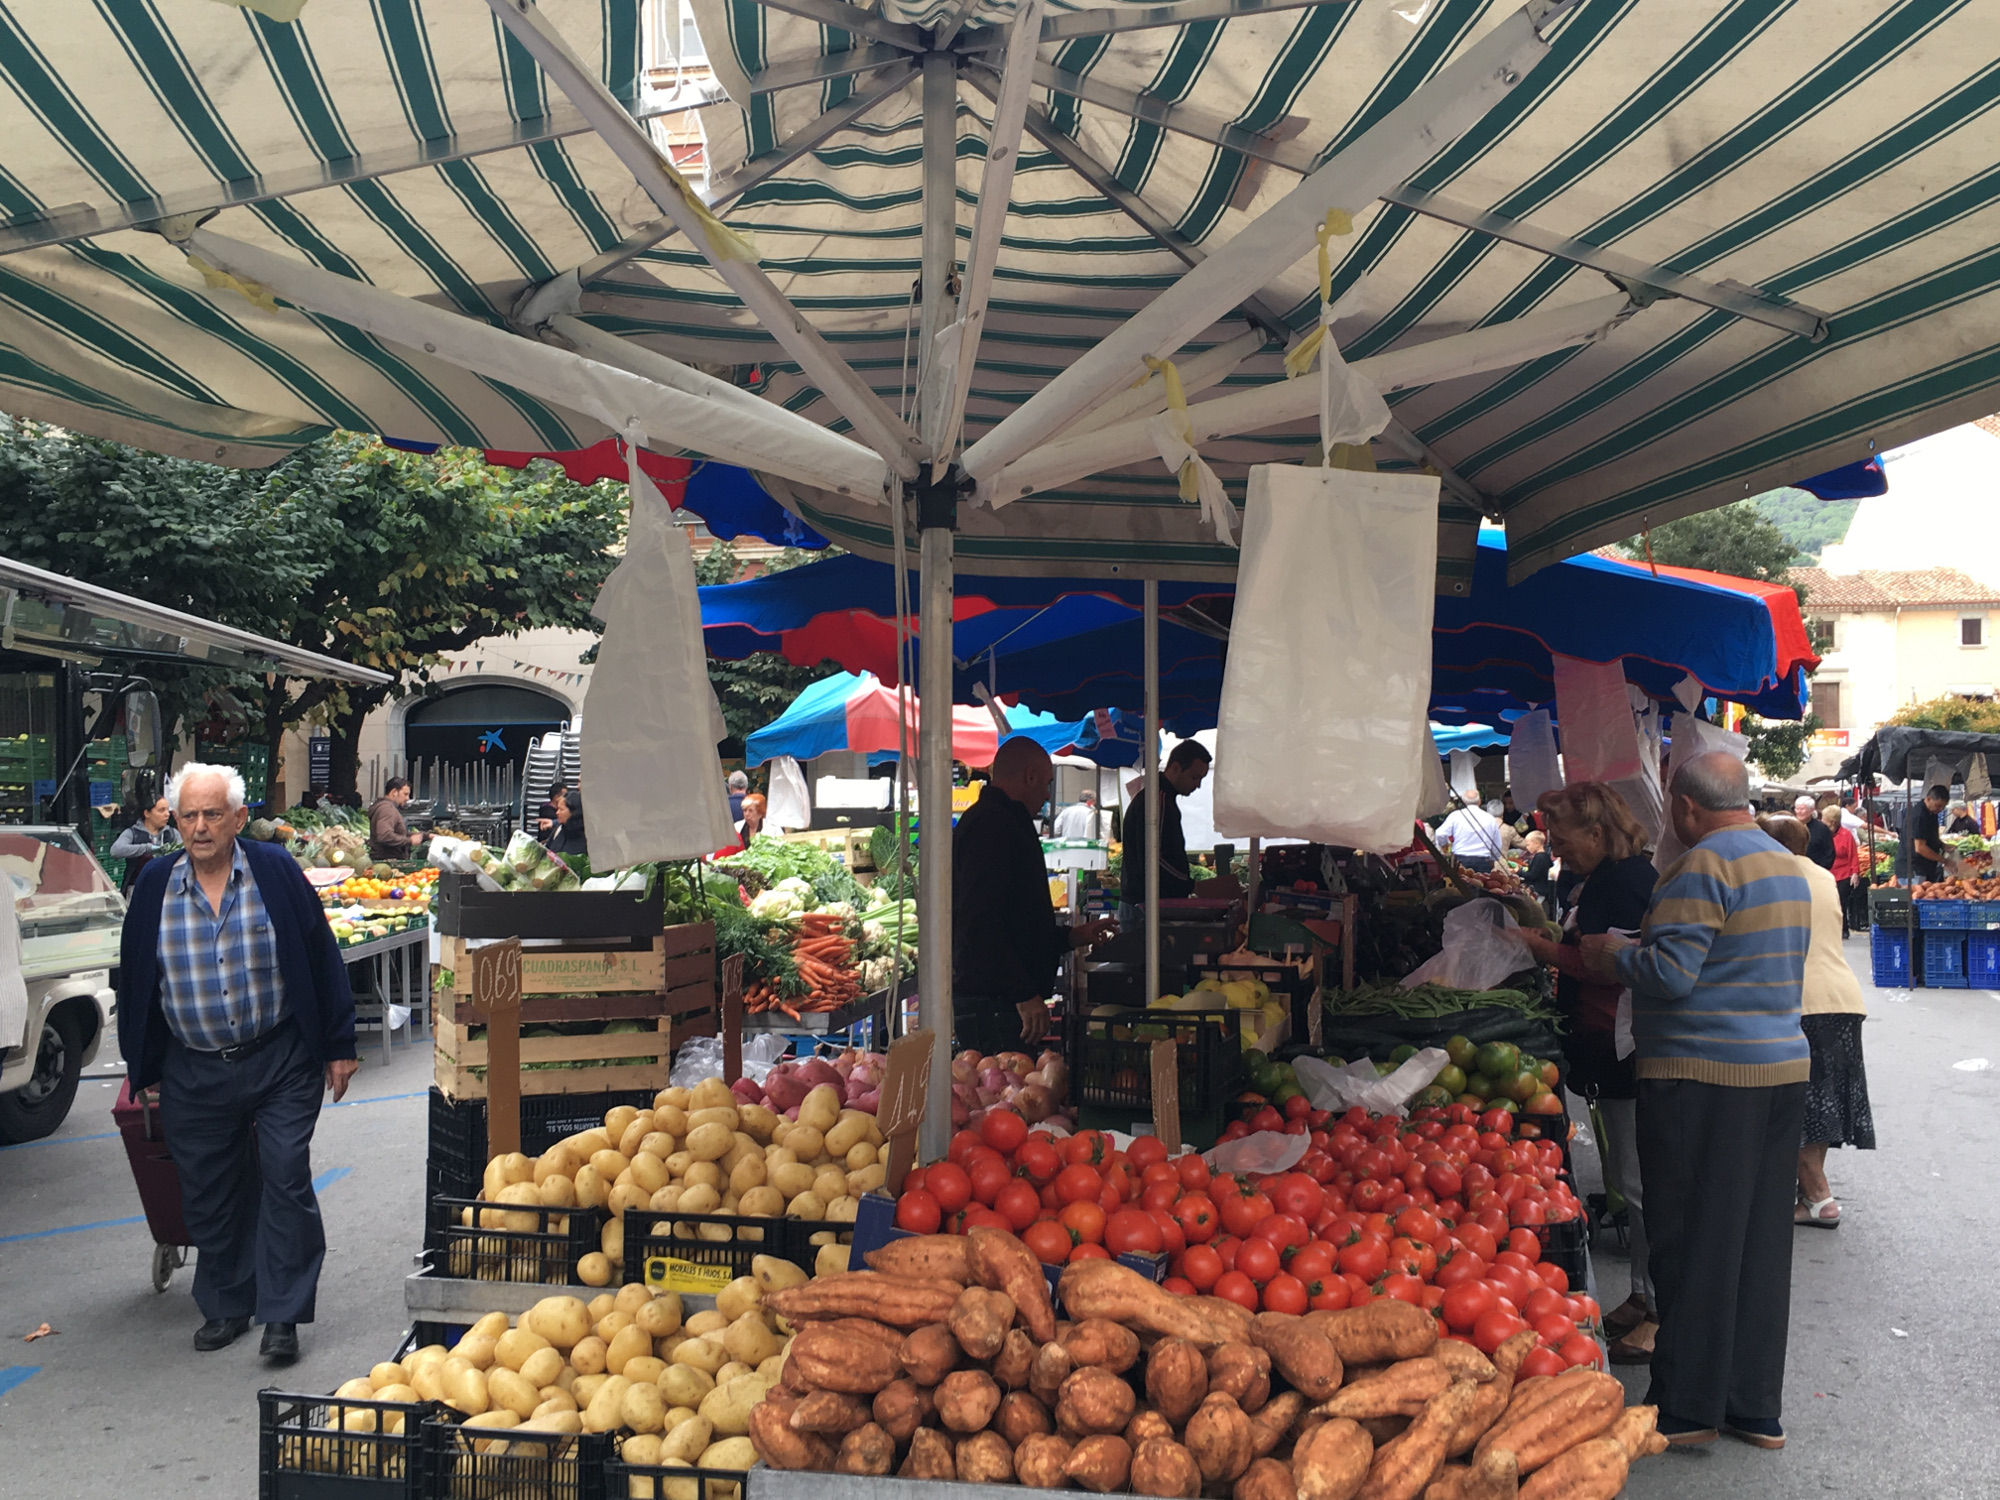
[403,683,571,776]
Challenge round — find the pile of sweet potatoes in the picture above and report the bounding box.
[747,1226,1665,1500]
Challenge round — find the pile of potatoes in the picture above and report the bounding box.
[309,1259,805,1492]
[454,1076,879,1284]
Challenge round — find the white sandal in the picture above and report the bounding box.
[1795,1194,1841,1228]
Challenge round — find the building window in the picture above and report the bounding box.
[1807,616,1837,652]
[1810,680,1841,729]
[1963,615,1986,648]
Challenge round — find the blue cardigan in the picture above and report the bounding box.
[118,838,357,1089]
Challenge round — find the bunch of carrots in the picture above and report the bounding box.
[744,911,865,1018]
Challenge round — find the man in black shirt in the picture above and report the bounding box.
[1796,795,1836,870]
[1120,740,1223,924]
[1902,784,1949,883]
[953,739,1116,1053]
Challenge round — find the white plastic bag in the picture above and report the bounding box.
[1415,726,1452,819]
[767,755,812,832]
[1552,654,1642,784]
[1204,1131,1309,1176]
[1213,465,1440,852]
[1507,709,1563,812]
[1656,713,1750,872]
[1399,899,1531,992]
[1292,1048,1451,1115]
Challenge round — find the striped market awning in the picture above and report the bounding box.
[2,0,1996,582]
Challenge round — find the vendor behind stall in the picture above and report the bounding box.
[1902,783,1949,883]
[953,739,1116,1053]
[367,777,424,862]
[1119,740,1236,924]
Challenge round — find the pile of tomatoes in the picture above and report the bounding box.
[889,1099,1599,1373]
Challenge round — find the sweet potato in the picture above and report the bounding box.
[790,1389,874,1434]
[827,1317,908,1353]
[1186,1391,1257,1484]
[937,1369,1005,1433]
[768,1273,961,1329]
[1208,1342,1273,1413]
[957,1429,1018,1484]
[1127,1408,1176,1447]
[951,1285,1019,1361]
[1132,1437,1204,1499]
[789,1324,904,1394]
[835,1422,897,1475]
[1358,1418,1411,1446]
[1447,1335,1538,1459]
[865,1235,973,1283]
[750,1401,835,1471]
[901,1321,964,1385]
[1253,1314,1344,1403]
[1248,1392,1308,1459]
[1356,1381,1479,1500]
[1057,1366,1138,1436]
[1473,1374,1622,1474]
[1063,1318,1143,1374]
[1516,1437,1626,1500]
[1430,1343,1498,1385]
[901,1427,956,1481]
[1306,1304,1437,1366]
[1601,1406,1658,1461]
[873,1378,934,1442]
[1423,1449,1518,1500]
[1016,1432,1075,1488]
[1059,1259,1254,1348]
[1237,1455,1300,1500]
[1146,1337,1210,1425]
[1322,1359,1451,1420]
[997,1390,1055,1447]
[1030,1341,1075,1406]
[968,1227,1059,1343]
[1065,1433,1134,1494]
[1292,1416,1373,1500]
[994,1328,1037,1390]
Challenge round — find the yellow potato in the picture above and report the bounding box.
[623,1356,667,1386]
[584,1374,632,1434]
[602,1217,625,1264]
[768,1162,816,1201]
[719,1133,761,1177]
[367,1362,408,1391]
[816,1243,852,1278]
[606,1323,654,1376]
[573,1165,609,1211]
[630,1152,670,1194]
[683,1310,728,1338]
[672,1336,727,1376]
[676,1183,722,1216]
[532,1386,577,1414]
[844,1141,877,1171]
[786,1190,826,1221]
[722,1309,781,1366]
[411,1359,448,1403]
[538,1174,579,1209]
[640,1131,677,1159]
[652,1102,690,1136]
[571,1374,608,1408]
[569,1336,609,1377]
[519,1409,583,1437]
[621,1381,668,1435]
[528,1296,589,1348]
[714,1277,760,1322]
[519,1346,566,1390]
[533,1144,582,1185]
[596,1309,635,1343]
[608,1182,651,1218]
[622,1433,664,1466]
[589,1149,632,1183]
[445,1363,490,1417]
[335,1377,375,1401]
[452,1333,499,1370]
[811,1165,848,1203]
[713,1361,753,1387]
[824,1112,870,1158]
[684,1122,732,1162]
[688,1078,734,1111]
[737,1185,784,1218]
[576,1251,613,1287]
[682,1160,723,1193]
[687,1105,740,1134]
[588,1293,617,1320]
[636,1293,684,1339]
[780,1126,824,1164]
[796,1085,841,1135]
[699,1373,776,1436]
[376,1383,421,1406]
[613,1282,654,1315]
[566,1127,614,1156]
[463,1409,519,1431]
[756,1354,787,1383]
[846,1164,887,1197]
[807,1229,837,1246]
[618,1116,655,1159]
[703,1437,758,1470]
[488,1367,542,1420]
[823,1195,859,1224]
[726,1156,767,1197]
[736,1103,778,1142]
[604,1105,641,1139]
[762,1143,797,1167]
[647,1184,683,1214]
[553,1366,577,1392]
[659,1363,714,1408]
[659,1413,713,1464]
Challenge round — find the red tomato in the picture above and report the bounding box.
[1180,1244,1225,1292]
[1105,1208,1165,1255]
[1423,1163,1463,1199]
[1307,1275,1352,1311]
[1069,1242,1112,1261]
[1270,1174,1324,1220]
[1524,1287,1571,1324]
[1064,1130,1110,1166]
[1518,1346,1569,1379]
[1141,1179,1181,1214]
[1508,1197,1548,1227]
[1055,1164,1102,1205]
[1351,1179,1390,1213]
[1172,1193,1219,1244]
[1505,1228,1544,1263]
[1456,1224,1499,1263]
[1175,1153,1213,1191]
[993,1179,1041,1231]
[1534,1261,1570,1293]
[947,1129,985,1165]
[1161,1276,1197,1296]
[1235,1237,1282,1285]
[1559,1334,1605,1370]
[1479,1109,1517,1137]
[1141,1160,1181,1189]
[1534,1313,1578,1348]
[1249,1105,1284,1133]
[895,1188,942,1234]
[1149,1210,1187,1259]
[1014,1137,1061,1185]
[1387,1236,1437,1281]
[1022,1219,1071,1266]
[1213,1270,1262,1310]
[1060,1200,1107,1245]
[969,1155,1013,1206]
[1493,1250,1536,1275]
[1263,1271,1309,1315]
[902,1166,929,1196]
[1252,1213,1311,1253]
[1440,1281,1498,1334]
[961,1206,1011,1232]
[1126,1135,1169,1173]
[1289,1241,1337,1283]
[979,1108,1028,1155]
[1486,1264,1537,1309]
[1337,1236,1388,1282]
[1219,1184,1276,1237]
[1212,1235,1240,1271]
[1472,1308,1531,1355]
[1101,1163,1133,1204]
[1434,1250,1486,1290]
[927,1162,972,1213]
[1379,1273,1425,1306]
[1571,1294,1602,1325]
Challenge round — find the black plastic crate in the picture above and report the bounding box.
[1078,1006,1245,1118]
[1523,1214,1590,1290]
[435,870,664,939]
[428,1088,661,1200]
[604,1460,750,1500]
[424,1419,613,1500]
[259,1388,439,1500]
[426,1196,605,1285]
[621,1208,814,1293]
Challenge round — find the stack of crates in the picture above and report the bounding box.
[1916,899,1970,988]
[0,732,53,822]
[194,739,268,810]
[1870,891,1911,988]
[1969,896,2000,989]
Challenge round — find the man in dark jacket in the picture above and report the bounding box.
[952,739,1115,1054]
[119,763,358,1364]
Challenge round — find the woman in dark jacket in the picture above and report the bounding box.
[1518,782,1658,1364]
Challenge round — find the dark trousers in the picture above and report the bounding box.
[1637,1077,1806,1427]
[1841,878,1869,936]
[160,1021,328,1324]
[956,994,1040,1056]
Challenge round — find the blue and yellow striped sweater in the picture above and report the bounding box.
[1615,824,1811,1088]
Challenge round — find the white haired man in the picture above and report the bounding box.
[116,764,358,1363]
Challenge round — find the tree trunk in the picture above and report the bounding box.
[262,680,292,813]
[325,687,392,804]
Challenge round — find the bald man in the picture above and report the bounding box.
[952,738,1117,1052]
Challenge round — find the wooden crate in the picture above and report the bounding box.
[433,1017,673,1099]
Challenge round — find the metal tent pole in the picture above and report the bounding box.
[1144,579,1161,1009]
[915,49,959,1165]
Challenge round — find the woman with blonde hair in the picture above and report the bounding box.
[1520,782,1658,1361]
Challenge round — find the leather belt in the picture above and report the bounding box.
[203,1024,287,1063]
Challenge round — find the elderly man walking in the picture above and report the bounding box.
[1584,751,1811,1450]
[117,764,359,1362]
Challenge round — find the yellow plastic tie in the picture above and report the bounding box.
[662,157,759,264]
[1143,354,1201,505]
[186,254,280,313]
[1283,208,1355,381]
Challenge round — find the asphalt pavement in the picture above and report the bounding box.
[2,938,1995,1497]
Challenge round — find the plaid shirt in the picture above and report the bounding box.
[155,843,287,1051]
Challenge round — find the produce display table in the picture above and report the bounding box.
[340,922,431,1064]
[740,984,893,1042]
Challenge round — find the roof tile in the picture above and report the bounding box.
[1794,566,2000,611]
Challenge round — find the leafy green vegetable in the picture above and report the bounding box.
[714,834,864,909]
[1324,982,1560,1027]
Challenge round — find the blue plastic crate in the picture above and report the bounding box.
[1870,926,1911,988]
[1969,900,2000,929]
[1921,930,1969,988]
[1968,930,2000,988]
[1916,900,1971,929]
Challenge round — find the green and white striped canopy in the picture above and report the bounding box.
[3,0,1997,581]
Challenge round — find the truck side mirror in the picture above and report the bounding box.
[124,686,164,768]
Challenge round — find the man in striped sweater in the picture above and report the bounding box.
[1583,750,1809,1452]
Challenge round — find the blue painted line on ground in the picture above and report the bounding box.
[0,1366,41,1398]
[0,1088,428,1154]
[0,1166,351,1245]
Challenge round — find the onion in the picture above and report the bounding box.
[978,1067,1011,1093]
[975,1087,1001,1107]
[850,1088,880,1113]
[1033,1058,1070,1105]
[952,1052,981,1085]
[951,1097,971,1128]
[1015,1084,1054,1123]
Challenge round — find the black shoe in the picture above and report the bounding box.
[1656,1412,1720,1447]
[1723,1415,1786,1450]
[260,1322,300,1363]
[193,1316,251,1352]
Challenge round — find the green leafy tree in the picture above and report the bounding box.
[1889,695,2000,733]
[1619,501,1802,600]
[1748,488,1860,562]
[1742,712,1822,780]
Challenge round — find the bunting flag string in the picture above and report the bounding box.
[437,655,589,685]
